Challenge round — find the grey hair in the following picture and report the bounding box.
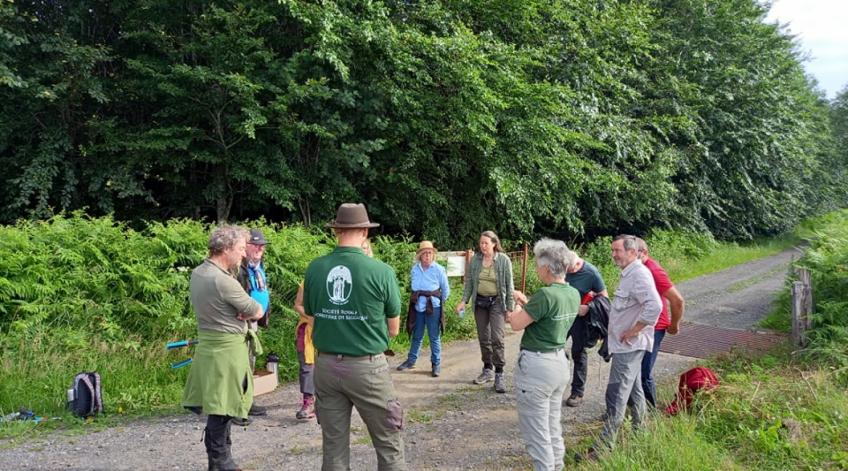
[613,234,639,252]
[208,225,249,256]
[635,237,648,254]
[533,238,574,277]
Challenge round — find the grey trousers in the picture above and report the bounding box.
[515,349,569,471]
[474,297,507,369]
[298,351,315,395]
[315,353,406,471]
[597,350,647,449]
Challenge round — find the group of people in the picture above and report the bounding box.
[180,202,685,471]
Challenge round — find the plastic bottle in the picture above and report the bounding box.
[458,308,465,319]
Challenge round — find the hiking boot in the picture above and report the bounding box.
[494,372,506,393]
[473,367,495,384]
[431,364,441,377]
[231,417,251,427]
[396,360,416,371]
[574,447,599,463]
[248,404,267,416]
[295,396,315,420]
[565,394,583,407]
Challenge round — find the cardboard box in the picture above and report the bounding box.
[253,369,278,397]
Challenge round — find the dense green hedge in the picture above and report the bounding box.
[1,0,845,246]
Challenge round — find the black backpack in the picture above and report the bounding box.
[68,372,103,418]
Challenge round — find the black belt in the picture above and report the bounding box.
[520,347,565,354]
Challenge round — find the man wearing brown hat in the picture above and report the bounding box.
[303,203,405,471]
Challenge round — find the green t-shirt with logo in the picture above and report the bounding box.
[303,246,402,356]
[521,282,579,352]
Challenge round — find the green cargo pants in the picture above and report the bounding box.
[315,352,406,471]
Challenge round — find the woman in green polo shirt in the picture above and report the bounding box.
[507,238,579,471]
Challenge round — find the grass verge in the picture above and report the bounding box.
[568,347,848,470]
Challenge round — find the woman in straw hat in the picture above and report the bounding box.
[397,241,451,377]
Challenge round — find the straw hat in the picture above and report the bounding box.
[326,203,380,229]
[416,240,437,260]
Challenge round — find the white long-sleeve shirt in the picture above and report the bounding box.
[608,259,662,354]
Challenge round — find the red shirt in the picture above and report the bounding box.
[643,257,674,331]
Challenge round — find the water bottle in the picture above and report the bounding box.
[265,352,279,376]
[458,308,465,319]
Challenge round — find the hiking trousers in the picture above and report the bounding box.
[315,352,405,471]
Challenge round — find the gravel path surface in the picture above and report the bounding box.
[0,248,797,470]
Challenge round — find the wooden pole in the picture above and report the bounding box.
[797,268,813,330]
[521,243,529,293]
[791,281,805,347]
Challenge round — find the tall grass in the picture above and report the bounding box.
[572,349,848,470]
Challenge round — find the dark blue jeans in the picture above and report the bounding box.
[641,329,666,408]
[406,307,442,366]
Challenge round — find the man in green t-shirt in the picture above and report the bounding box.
[303,203,405,471]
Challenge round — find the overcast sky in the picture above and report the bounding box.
[764,0,848,99]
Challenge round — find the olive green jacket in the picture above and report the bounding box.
[462,252,515,311]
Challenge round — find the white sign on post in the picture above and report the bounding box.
[439,251,470,277]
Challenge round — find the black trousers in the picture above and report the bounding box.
[569,316,590,397]
[205,415,237,471]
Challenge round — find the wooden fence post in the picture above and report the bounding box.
[797,268,813,330]
[791,281,805,347]
[791,267,814,348]
[521,243,529,293]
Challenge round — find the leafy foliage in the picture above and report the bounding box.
[0,0,844,246]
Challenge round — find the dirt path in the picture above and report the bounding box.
[0,248,798,470]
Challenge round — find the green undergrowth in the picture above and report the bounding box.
[571,348,848,470]
[0,213,800,440]
[759,209,848,381]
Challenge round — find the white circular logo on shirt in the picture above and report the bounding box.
[326,265,353,305]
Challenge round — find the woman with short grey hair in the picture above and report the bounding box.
[507,238,580,471]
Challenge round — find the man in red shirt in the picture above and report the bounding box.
[635,238,685,407]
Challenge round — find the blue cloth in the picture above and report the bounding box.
[406,307,442,365]
[410,262,450,312]
[246,263,270,313]
[641,328,666,408]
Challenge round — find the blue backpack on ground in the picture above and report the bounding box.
[68,372,103,418]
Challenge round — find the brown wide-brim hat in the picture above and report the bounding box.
[326,203,380,229]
